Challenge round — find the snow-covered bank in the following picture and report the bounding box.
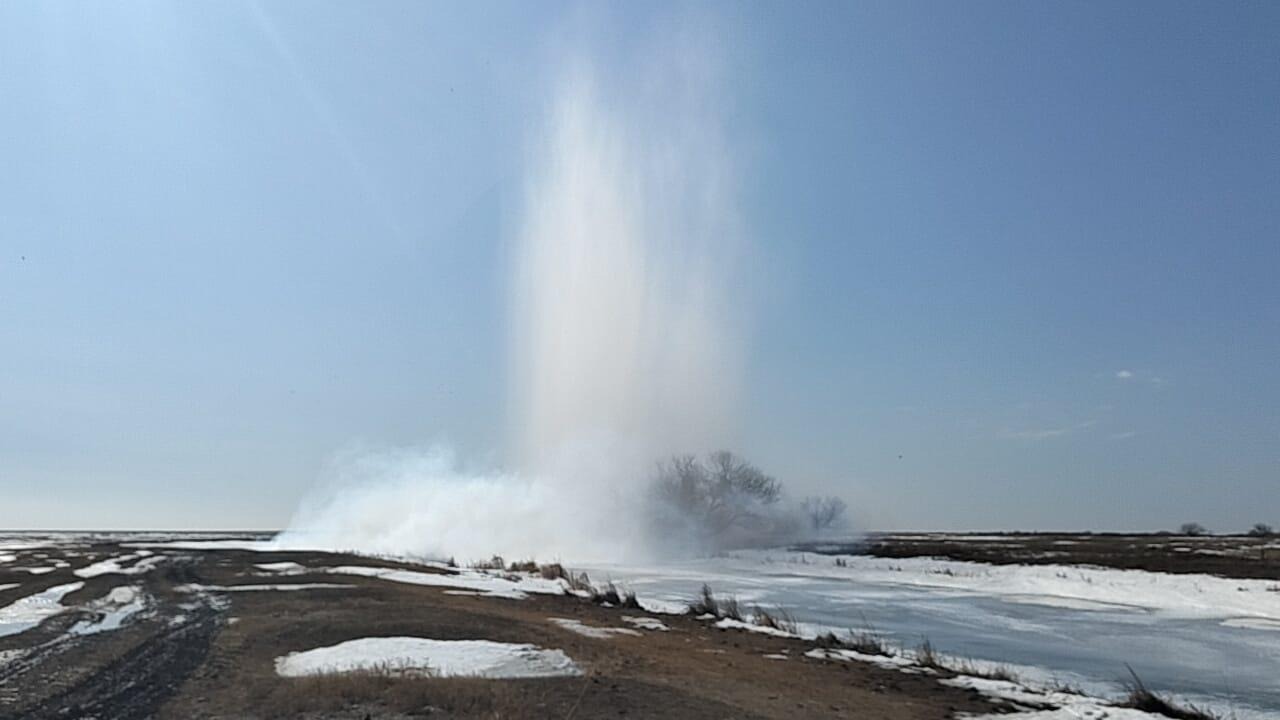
[728,550,1280,622]
[578,550,1280,719]
[274,637,581,679]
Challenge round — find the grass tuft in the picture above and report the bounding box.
[590,581,642,609]
[687,584,743,621]
[846,630,890,656]
[915,638,943,670]
[1120,666,1218,720]
[471,555,506,571]
[751,605,798,634]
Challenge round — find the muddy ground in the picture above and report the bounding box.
[0,536,1002,719]
[818,532,1280,580]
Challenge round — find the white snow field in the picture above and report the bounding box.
[274,637,581,679]
[0,582,85,638]
[578,550,1280,720]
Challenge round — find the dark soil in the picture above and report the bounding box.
[802,532,1280,580]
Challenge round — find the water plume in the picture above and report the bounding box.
[279,39,742,562]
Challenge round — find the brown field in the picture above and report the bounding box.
[811,531,1280,580]
[0,537,1000,720]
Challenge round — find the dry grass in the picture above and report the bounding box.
[914,638,943,670]
[256,671,545,717]
[687,584,743,621]
[1120,666,1219,720]
[1045,678,1085,695]
[751,606,799,634]
[470,555,507,571]
[846,631,891,656]
[538,562,566,580]
[591,581,642,609]
[909,637,1022,682]
[947,659,1020,683]
[812,629,891,656]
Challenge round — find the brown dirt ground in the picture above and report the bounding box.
[826,532,1280,580]
[0,542,1002,720]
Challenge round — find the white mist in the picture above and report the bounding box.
[279,48,743,563]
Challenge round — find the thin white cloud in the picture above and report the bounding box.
[1110,369,1166,386]
[1003,420,1096,441]
[1110,431,1137,440]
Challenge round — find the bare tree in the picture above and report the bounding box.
[1247,523,1275,538]
[802,496,847,532]
[653,451,783,541]
[1178,522,1208,536]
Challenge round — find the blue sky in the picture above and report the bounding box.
[1,1,1277,531]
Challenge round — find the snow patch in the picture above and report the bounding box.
[70,585,148,635]
[621,616,669,631]
[549,617,641,638]
[0,582,85,637]
[74,554,165,579]
[635,597,690,615]
[942,675,1162,720]
[1222,617,1280,631]
[327,565,565,600]
[254,562,306,574]
[804,647,915,671]
[713,618,795,638]
[275,637,581,679]
[176,583,349,593]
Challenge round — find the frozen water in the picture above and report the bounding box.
[579,551,1280,719]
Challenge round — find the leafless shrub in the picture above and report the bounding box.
[260,672,538,717]
[801,496,848,533]
[651,452,793,551]
[1247,523,1275,538]
[1177,523,1208,537]
[507,559,539,573]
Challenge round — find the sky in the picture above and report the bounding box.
[1,1,1277,532]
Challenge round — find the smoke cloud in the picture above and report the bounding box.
[278,35,743,563]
